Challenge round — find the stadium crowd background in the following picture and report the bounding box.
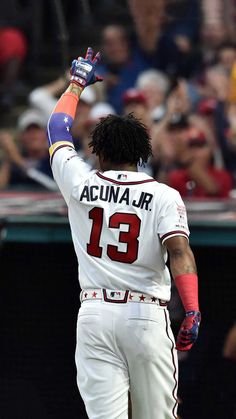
[1,0,236,197]
[0,1,236,418]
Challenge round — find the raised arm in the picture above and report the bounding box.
[165,236,201,351]
[47,47,102,203]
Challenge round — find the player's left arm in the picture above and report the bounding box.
[165,236,201,352]
[157,188,200,351]
[47,47,102,204]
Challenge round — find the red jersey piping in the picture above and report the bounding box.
[96,172,156,185]
[160,230,189,243]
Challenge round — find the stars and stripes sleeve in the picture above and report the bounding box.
[47,92,92,204]
[157,188,190,244]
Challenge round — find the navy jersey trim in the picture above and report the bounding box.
[160,230,189,243]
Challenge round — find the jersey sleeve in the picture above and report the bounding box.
[50,147,93,205]
[47,91,92,205]
[157,188,190,244]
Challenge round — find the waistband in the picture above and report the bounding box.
[80,289,168,306]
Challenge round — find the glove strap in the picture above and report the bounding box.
[186,310,201,317]
[70,75,86,88]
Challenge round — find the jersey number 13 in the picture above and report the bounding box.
[87,207,141,264]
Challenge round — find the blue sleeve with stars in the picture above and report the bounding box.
[47,91,92,204]
[47,113,73,147]
[47,91,79,162]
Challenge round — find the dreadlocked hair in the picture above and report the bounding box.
[89,113,153,165]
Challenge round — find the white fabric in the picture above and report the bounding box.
[76,301,178,419]
[52,148,189,301]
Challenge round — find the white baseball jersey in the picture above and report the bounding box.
[52,147,189,301]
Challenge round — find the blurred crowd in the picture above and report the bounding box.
[1,0,236,199]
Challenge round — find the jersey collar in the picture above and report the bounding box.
[96,170,156,185]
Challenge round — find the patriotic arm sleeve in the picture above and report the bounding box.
[47,92,78,162]
[47,89,92,204]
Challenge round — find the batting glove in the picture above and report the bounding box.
[176,310,201,351]
[70,47,102,89]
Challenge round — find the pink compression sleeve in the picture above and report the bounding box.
[174,273,199,312]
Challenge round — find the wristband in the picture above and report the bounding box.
[174,273,199,312]
[70,75,86,88]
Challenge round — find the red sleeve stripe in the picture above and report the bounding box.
[160,230,189,243]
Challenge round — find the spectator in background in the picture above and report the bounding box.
[130,0,201,78]
[0,27,27,110]
[196,97,225,169]
[149,81,209,181]
[122,88,150,127]
[136,69,169,122]
[167,126,233,198]
[215,42,236,75]
[200,0,228,59]
[0,0,29,111]
[205,51,236,185]
[201,0,236,45]
[0,112,55,190]
[97,24,153,113]
[129,0,202,78]
[128,0,165,54]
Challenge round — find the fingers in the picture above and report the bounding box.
[92,51,101,64]
[177,333,196,351]
[85,47,93,60]
[176,342,193,351]
[76,48,101,64]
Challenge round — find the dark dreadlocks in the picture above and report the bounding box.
[89,114,152,165]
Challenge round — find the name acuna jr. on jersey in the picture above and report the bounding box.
[79,184,153,210]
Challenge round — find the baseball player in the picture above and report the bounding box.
[47,48,201,419]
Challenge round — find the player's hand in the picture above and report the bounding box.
[70,47,102,89]
[176,310,201,351]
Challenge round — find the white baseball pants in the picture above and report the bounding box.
[75,300,178,419]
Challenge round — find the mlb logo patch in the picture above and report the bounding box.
[109,290,122,299]
[117,174,127,180]
[103,289,129,303]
